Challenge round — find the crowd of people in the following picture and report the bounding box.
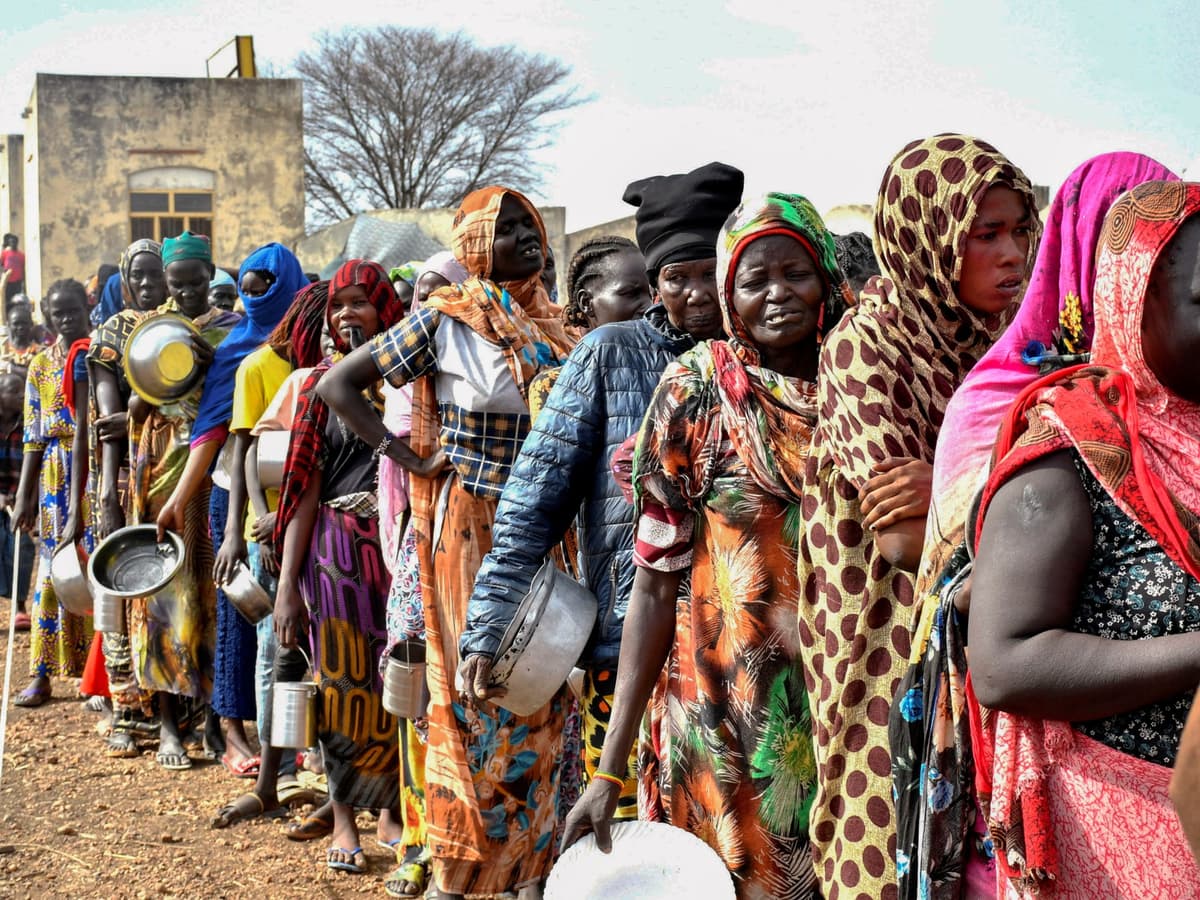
[6,131,1200,900]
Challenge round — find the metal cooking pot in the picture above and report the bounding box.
[92,590,125,634]
[124,313,202,405]
[50,540,92,617]
[489,558,598,716]
[220,560,273,625]
[87,526,193,628]
[256,430,289,489]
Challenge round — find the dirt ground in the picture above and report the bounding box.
[0,597,408,900]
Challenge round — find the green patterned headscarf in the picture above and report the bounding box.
[715,192,854,364]
[161,230,212,266]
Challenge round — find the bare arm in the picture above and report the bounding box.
[155,439,221,539]
[316,345,442,476]
[11,448,43,533]
[213,430,251,585]
[245,435,269,520]
[91,364,128,538]
[272,474,321,649]
[969,450,1200,719]
[561,566,681,851]
[874,517,927,572]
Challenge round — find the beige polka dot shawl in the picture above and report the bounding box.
[816,134,1041,487]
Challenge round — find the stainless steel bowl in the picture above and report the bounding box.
[88,525,187,598]
[123,313,202,405]
[50,541,92,616]
[221,560,274,625]
[256,430,289,489]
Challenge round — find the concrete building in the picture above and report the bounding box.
[0,135,23,241]
[8,73,304,301]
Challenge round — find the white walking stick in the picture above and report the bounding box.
[0,511,22,786]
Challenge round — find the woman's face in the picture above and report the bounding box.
[657,258,722,340]
[415,272,451,306]
[731,234,823,356]
[166,259,215,318]
[47,291,88,343]
[490,194,543,282]
[127,252,166,311]
[7,307,32,344]
[580,250,652,328]
[957,185,1033,315]
[329,283,381,347]
[1143,215,1200,404]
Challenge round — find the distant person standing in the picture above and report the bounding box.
[2,235,25,309]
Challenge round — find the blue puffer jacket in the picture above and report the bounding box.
[461,305,694,668]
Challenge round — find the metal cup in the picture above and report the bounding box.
[382,641,428,719]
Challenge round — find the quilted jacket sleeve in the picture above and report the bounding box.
[460,339,604,659]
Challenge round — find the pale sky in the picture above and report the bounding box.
[1,0,1198,232]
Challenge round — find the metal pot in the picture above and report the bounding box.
[87,525,193,630]
[50,540,92,617]
[271,680,319,748]
[382,641,428,719]
[92,590,125,634]
[256,430,289,489]
[220,560,273,625]
[489,558,598,716]
[123,313,202,405]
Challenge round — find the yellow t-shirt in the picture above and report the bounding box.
[231,344,292,540]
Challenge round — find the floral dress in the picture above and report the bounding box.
[634,351,817,900]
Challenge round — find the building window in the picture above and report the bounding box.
[130,190,213,242]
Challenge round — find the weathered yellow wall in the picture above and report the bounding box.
[564,214,637,264]
[27,73,304,301]
[0,135,24,242]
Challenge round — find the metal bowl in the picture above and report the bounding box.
[50,541,93,616]
[256,430,289,489]
[88,525,187,599]
[220,560,273,625]
[123,313,202,405]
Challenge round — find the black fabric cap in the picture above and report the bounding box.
[623,161,744,273]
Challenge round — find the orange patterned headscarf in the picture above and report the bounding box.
[425,186,577,396]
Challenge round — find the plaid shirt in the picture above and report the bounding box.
[0,417,22,498]
[371,308,531,499]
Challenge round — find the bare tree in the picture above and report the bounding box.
[297,27,587,228]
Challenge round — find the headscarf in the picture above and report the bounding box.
[967,180,1200,896]
[191,242,307,445]
[389,262,421,285]
[209,269,236,290]
[427,186,577,394]
[635,193,851,508]
[161,231,211,265]
[815,134,1041,489]
[417,250,468,288]
[326,259,404,354]
[919,153,1179,592]
[273,260,405,551]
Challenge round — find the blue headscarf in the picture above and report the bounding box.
[191,242,307,444]
[93,271,125,326]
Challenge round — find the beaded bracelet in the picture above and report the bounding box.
[593,770,625,789]
[376,432,395,459]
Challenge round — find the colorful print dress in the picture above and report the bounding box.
[24,340,94,678]
[633,349,818,900]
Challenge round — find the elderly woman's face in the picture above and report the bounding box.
[731,233,823,353]
[1143,215,1200,403]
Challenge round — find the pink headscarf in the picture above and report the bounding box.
[918,152,1179,588]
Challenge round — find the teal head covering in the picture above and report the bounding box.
[162,231,212,266]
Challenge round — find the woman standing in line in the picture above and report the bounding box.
[797,134,1040,899]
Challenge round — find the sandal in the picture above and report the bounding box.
[155,750,193,771]
[276,779,318,808]
[285,812,334,842]
[220,754,261,778]
[326,846,366,874]
[13,684,50,707]
[384,860,430,897]
[210,792,286,829]
[105,731,139,758]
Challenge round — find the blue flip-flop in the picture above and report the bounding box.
[327,846,366,874]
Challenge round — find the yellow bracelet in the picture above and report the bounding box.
[593,770,625,788]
